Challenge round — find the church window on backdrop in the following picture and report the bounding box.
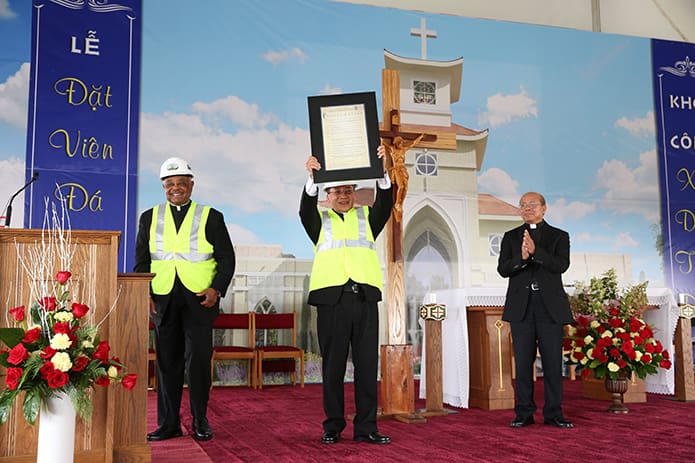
[488,234,502,257]
[254,297,278,347]
[415,151,438,176]
[413,80,436,104]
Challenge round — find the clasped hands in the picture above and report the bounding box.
[521,229,536,260]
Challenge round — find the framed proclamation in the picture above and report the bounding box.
[307,91,382,184]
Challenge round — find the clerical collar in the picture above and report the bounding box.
[528,220,545,229]
[168,200,191,212]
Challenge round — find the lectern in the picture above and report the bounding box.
[0,229,152,463]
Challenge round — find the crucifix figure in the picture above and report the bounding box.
[410,18,437,59]
[387,134,425,223]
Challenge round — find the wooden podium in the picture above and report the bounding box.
[466,306,515,410]
[0,229,152,463]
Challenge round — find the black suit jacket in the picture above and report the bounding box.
[497,221,574,325]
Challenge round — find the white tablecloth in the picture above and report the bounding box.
[419,287,678,408]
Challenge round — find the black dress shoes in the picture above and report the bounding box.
[321,431,341,444]
[146,425,183,441]
[544,416,574,428]
[192,417,214,441]
[354,432,391,445]
[509,415,534,428]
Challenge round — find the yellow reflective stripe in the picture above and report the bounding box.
[316,207,375,252]
[150,203,213,262]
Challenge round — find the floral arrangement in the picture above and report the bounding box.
[564,269,672,380]
[0,203,136,425]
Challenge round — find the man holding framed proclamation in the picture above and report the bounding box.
[301,91,393,445]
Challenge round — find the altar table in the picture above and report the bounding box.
[419,287,678,409]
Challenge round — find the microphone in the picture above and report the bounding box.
[4,172,39,228]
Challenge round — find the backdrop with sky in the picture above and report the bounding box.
[0,0,663,284]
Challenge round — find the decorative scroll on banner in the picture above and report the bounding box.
[24,0,142,271]
[651,38,695,302]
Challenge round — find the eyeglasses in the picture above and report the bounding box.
[329,188,355,196]
[519,202,541,209]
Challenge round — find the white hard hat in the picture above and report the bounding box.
[160,157,194,179]
[322,180,358,191]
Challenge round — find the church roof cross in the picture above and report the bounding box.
[410,18,437,60]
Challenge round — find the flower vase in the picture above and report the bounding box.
[36,392,76,463]
[604,375,629,414]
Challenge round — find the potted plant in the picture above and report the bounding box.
[563,269,672,412]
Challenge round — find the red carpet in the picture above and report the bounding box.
[149,380,695,462]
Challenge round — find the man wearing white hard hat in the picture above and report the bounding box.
[134,157,235,442]
[299,145,393,445]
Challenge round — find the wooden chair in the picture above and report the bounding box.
[147,320,157,390]
[211,312,256,388]
[255,311,304,389]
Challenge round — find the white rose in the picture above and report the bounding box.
[607,362,620,372]
[51,352,73,372]
[108,366,118,378]
[584,335,594,344]
[50,333,73,350]
[635,351,642,361]
[590,320,601,329]
[586,348,594,359]
[54,311,74,322]
[82,339,94,349]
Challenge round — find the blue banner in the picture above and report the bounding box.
[652,38,695,302]
[25,0,141,272]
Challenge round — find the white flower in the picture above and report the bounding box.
[602,330,613,338]
[590,320,601,329]
[108,366,118,378]
[584,335,594,344]
[607,362,620,372]
[580,357,588,365]
[586,348,594,359]
[50,333,72,350]
[82,339,94,349]
[54,311,74,322]
[635,351,643,361]
[51,352,73,372]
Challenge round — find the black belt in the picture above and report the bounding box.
[343,283,361,293]
[529,282,540,291]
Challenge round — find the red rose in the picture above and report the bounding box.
[40,361,55,379]
[40,296,57,311]
[642,353,652,363]
[121,373,137,391]
[609,347,621,359]
[55,271,72,284]
[609,318,622,328]
[9,305,25,322]
[574,351,585,360]
[7,343,29,365]
[71,302,90,318]
[21,327,41,344]
[72,356,89,372]
[617,359,627,368]
[41,346,57,359]
[654,340,663,352]
[644,342,655,353]
[562,338,572,350]
[660,359,672,369]
[633,335,644,345]
[53,322,70,335]
[93,341,110,362]
[609,307,619,316]
[6,367,23,390]
[661,349,670,360]
[47,370,69,388]
[95,375,111,387]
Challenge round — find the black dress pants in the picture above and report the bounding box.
[316,289,379,437]
[154,287,214,428]
[510,290,565,420]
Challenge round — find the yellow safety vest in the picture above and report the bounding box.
[149,201,216,294]
[309,206,383,292]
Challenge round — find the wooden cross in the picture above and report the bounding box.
[410,18,437,60]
